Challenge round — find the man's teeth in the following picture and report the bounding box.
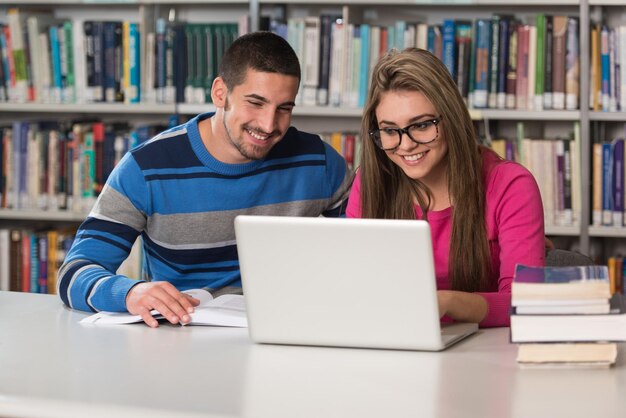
[403,152,426,161]
[247,129,269,141]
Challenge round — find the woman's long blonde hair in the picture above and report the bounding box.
[360,48,491,292]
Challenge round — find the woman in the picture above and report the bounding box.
[347,48,545,327]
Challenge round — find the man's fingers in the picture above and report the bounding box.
[137,306,159,328]
[147,294,182,324]
[150,289,192,325]
[126,282,196,325]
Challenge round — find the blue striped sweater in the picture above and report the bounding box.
[58,112,352,312]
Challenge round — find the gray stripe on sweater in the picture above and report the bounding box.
[89,185,147,232]
[145,199,330,246]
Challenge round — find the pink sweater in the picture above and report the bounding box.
[346,149,545,327]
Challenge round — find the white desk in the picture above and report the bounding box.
[1,291,625,418]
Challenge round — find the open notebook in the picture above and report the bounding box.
[235,216,477,351]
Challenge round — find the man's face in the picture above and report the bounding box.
[214,69,299,164]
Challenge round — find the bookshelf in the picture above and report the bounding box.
[0,0,624,263]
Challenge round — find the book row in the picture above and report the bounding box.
[0,120,174,212]
[592,138,626,227]
[0,8,239,105]
[591,23,626,112]
[270,13,580,111]
[0,228,74,294]
[490,132,580,228]
[0,117,581,231]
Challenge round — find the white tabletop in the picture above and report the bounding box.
[1,291,625,418]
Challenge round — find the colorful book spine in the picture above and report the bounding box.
[488,15,501,109]
[602,141,613,226]
[358,24,369,109]
[455,21,472,103]
[565,17,579,110]
[442,19,456,79]
[496,18,510,109]
[506,21,518,109]
[473,19,491,109]
[612,138,624,227]
[601,25,611,111]
[63,21,75,103]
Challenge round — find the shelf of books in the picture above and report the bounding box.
[588,0,626,257]
[4,1,625,265]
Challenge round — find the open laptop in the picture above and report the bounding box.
[234,215,478,351]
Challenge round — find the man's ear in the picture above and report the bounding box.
[211,77,228,107]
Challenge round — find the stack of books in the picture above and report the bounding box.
[510,264,623,368]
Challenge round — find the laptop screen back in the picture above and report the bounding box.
[235,216,447,351]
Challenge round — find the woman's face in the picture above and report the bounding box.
[374,90,448,190]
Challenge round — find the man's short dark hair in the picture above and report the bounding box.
[219,31,301,90]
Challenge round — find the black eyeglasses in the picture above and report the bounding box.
[369,115,443,151]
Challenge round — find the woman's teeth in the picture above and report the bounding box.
[403,151,426,161]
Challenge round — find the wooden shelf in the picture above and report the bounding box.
[0,103,176,114]
[545,225,581,236]
[0,209,87,222]
[589,226,626,238]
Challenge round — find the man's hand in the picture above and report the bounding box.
[126,282,200,328]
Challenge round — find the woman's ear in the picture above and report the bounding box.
[211,77,227,107]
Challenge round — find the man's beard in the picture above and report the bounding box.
[223,98,274,161]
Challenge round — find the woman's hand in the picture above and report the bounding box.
[437,290,488,323]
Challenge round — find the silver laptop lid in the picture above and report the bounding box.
[235,216,449,351]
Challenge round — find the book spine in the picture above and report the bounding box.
[349,25,361,108]
[0,28,9,102]
[543,16,554,109]
[38,31,51,104]
[9,229,21,291]
[602,141,613,226]
[49,26,62,104]
[302,16,320,107]
[488,15,500,109]
[442,19,456,79]
[516,25,529,110]
[563,140,574,225]
[526,25,537,110]
[609,28,617,112]
[565,17,579,110]
[7,8,28,103]
[474,19,490,109]
[613,138,624,227]
[63,21,75,103]
[328,20,343,107]
[358,24,369,109]
[21,231,30,292]
[534,14,545,110]
[38,234,47,294]
[317,14,333,106]
[83,21,95,102]
[0,229,8,291]
[620,27,626,111]
[600,25,610,111]
[129,22,140,103]
[506,21,518,109]
[194,23,204,103]
[496,18,511,109]
[455,21,472,103]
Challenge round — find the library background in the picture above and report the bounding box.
[0,0,624,295]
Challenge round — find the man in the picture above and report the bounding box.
[58,32,353,327]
